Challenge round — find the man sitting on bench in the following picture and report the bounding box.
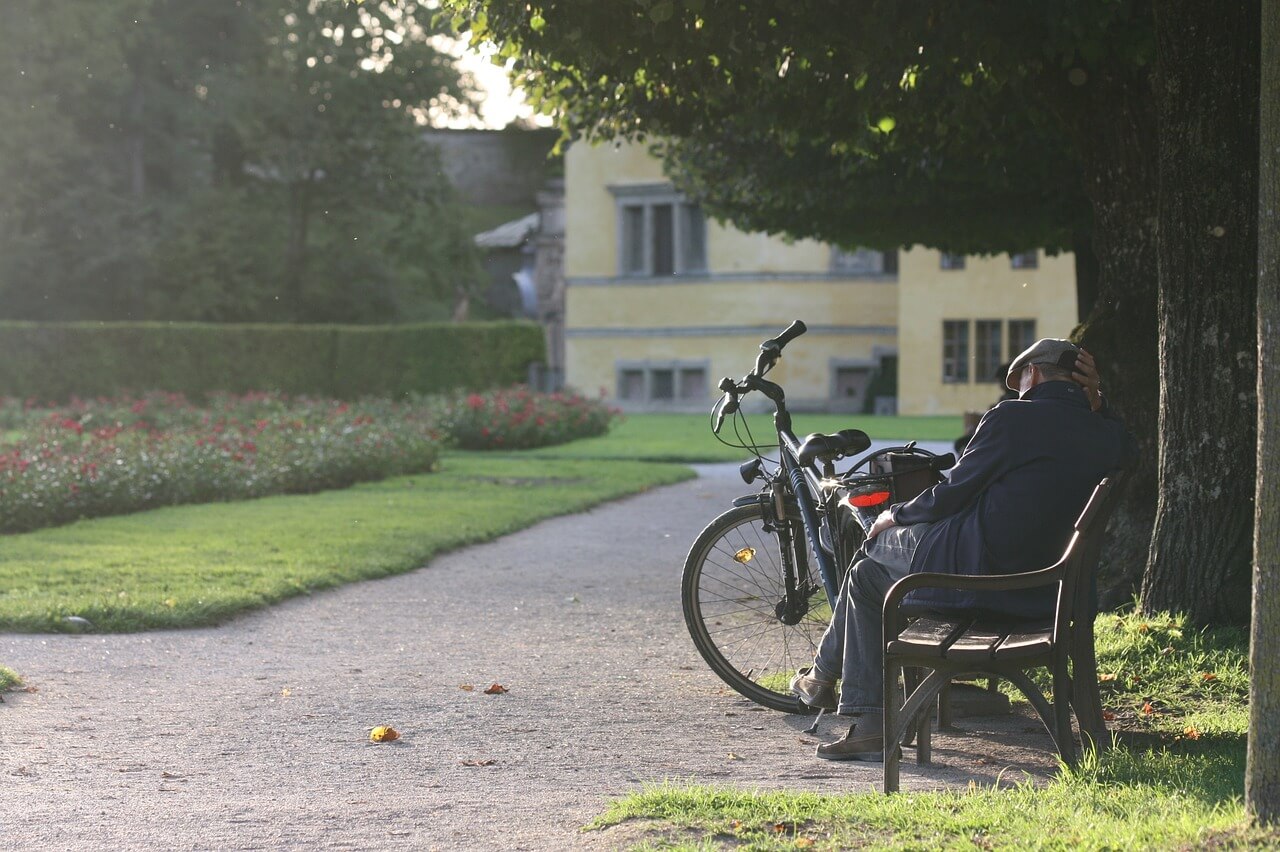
[790,338,1138,760]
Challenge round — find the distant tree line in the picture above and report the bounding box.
[0,0,485,324]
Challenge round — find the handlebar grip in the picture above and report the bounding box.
[929,453,957,471]
[773,320,807,348]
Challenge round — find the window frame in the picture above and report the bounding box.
[615,359,711,406]
[942,320,971,383]
[611,184,708,278]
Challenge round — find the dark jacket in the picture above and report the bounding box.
[890,380,1138,618]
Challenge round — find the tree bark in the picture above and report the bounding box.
[1072,231,1100,324]
[1141,0,1261,626]
[284,174,314,320]
[1248,0,1280,825]
[1062,65,1161,609]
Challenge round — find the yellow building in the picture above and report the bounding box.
[563,141,1078,416]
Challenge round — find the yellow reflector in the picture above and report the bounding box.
[733,547,756,564]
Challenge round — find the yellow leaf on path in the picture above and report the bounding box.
[459,684,475,692]
[483,683,508,695]
[281,688,291,697]
[370,725,400,743]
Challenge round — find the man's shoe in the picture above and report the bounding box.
[816,720,885,762]
[789,666,837,711]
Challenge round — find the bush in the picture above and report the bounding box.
[0,393,441,534]
[435,387,619,450]
[0,321,546,402]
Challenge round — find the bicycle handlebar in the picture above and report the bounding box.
[713,321,807,434]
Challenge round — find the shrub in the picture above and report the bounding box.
[435,387,619,450]
[0,393,441,534]
[0,321,545,401]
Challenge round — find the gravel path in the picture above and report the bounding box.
[0,460,1059,850]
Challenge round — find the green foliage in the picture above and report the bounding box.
[0,321,545,401]
[0,665,20,690]
[435,387,618,449]
[440,0,1156,255]
[0,0,485,323]
[0,454,692,632]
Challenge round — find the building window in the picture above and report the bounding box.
[940,252,966,270]
[1011,250,1039,269]
[616,362,709,403]
[830,247,897,275]
[678,367,707,401]
[942,320,970,383]
[974,320,1003,383]
[1007,319,1037,360]
[614,189,707,277]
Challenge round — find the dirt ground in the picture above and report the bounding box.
[0,462,1063,850]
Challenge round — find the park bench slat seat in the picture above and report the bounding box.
[879,472,1126,794]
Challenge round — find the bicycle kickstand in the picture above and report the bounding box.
[803,708,826,735]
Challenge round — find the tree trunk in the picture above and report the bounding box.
[1072,230,1100,324]
[1062,66,1161,609]
[1248,0,1280,825]
[128,74,146,198]
[1141,0,1261,626]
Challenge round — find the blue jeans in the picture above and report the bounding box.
[812,523,929,715]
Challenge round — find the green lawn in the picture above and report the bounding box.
[589,609,1270,850]
[524,413,965,463]
[0,452,691,633]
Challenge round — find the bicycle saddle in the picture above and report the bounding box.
[797,429,872,465]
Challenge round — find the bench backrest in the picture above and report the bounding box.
[1057,473,1127,634]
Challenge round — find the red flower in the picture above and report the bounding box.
[467,394,485,410]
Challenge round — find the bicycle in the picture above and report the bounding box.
[681,320,954,713]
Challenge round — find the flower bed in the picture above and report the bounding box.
[0,392,441,534]
[434,387,619,450]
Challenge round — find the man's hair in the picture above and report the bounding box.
[1034,362,1074,382]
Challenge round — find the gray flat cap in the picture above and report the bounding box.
[1005,338,1080,391]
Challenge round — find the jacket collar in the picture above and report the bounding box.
[1021,380,1090,407]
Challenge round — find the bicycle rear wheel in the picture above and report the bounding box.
[682,504,834,713]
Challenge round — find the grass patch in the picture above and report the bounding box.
[523,413,964,463]
[0,452,691,632]
[590,612,1269,850]
[0,664,21,690]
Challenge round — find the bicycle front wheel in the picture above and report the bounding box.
[682,504,833,713]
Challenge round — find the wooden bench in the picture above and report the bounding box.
[880,473,1125,793]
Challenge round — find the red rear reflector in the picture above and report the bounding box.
[848,491,891,508]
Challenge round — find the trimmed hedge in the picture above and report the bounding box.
[0,321,545,401]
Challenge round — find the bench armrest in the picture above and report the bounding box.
[882,562,1065,635]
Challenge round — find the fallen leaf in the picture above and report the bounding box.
[21,686,38,693]
[796,838,816,848]
[726,752,743,760]
[280,688,291,697]
[1098,673,1116,682]
[1201,672,1218,683]
[730,820,743,831]
[1102,710,1117,721]
[483,683,508,695]
[460,758,497,767]
[369,725,400,743]
[459,684,475,692]
[1140,702,1155,716]
[1137,623,1150,633]
[1183,726,1201,740]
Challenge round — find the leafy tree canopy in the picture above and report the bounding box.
[0,0,485,323]
[444,0,1151,255]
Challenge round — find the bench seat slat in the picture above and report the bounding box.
[992,627,1053,660]
[887,617,970,657]
[945,626,1006,661]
